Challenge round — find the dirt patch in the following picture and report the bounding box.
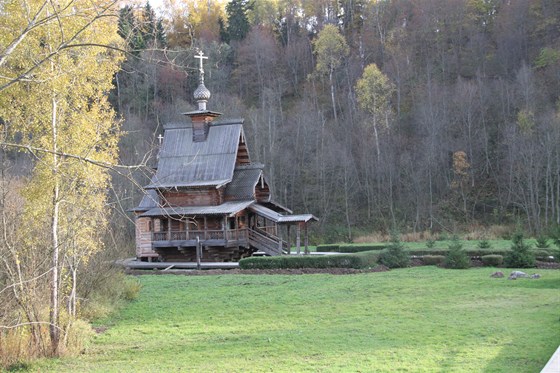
[125,261,558,276]
[536,261,560,269]
[93,326,108,334]
[127,265,390,276]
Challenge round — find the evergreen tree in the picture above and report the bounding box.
[444,237,470,269]
[504,233,536,268]
[379,229,410,268]
[142,2,156,46]
[218,16,230,43]
[117,2,167,53]
[225,0,253,42]
[118,5,144,53]
[156,18,167,48]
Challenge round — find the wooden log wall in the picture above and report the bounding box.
[161,188,222,207]
[135,216,157,258]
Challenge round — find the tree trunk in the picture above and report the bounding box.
[329,69,337,123]
[49,97,60,356]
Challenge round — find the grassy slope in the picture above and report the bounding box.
[38,267,560,372]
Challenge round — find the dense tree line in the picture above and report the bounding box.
[116,0,559,241]
[0,0,557,364]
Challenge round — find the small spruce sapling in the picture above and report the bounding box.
[535,236,550,249]
[444,236,470,269]
[477,239,492,249]
[504,233,536,268]
[379,230,410,268]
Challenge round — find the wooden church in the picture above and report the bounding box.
[132,52,317,262]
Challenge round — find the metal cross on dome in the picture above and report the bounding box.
[195,50,208,75]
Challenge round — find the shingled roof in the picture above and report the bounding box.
[224,163,265,201]
[145,121,245,189]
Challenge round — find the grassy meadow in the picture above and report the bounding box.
[34,267,560,372]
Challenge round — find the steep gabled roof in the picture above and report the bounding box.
[224,163,264,201]
[146,121,244,189]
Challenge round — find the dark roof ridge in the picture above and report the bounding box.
[163,118,243,130]
[235,163,264,170]
[211,118,244,126]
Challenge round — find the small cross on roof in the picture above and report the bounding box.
[195,50,208,73]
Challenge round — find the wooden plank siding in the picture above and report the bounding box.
[255,181,270,202]
[135,216,157,258]
[236,134,251,165]
[161,189,222,207]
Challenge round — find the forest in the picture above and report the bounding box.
[0,0,559,364]
[115,0,560,242]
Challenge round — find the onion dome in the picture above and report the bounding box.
[194,82,211,102]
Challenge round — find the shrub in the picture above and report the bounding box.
[444,238,470,269]
[239,251,380,270]
[481,255,503,267]
[504,233,535,268]
[408,248,449,256]
[477,239,492,249]
[546,225,560,248]
[337,244,387,253]
[438,232,449,241]
[422,255,445,265]
[535,236,550,249]
[533,249,555,260]
[64,319,95,356]
[426,239,436,249]
[123,277,142,301]
[379,231,409,268]
[316,244,340,252]
[551,248,560,263]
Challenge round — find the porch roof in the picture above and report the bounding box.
[140,200,254,218]
[249,204,317,224]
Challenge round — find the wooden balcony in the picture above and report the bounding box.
[151,227,288,257]
[152,228,249,248]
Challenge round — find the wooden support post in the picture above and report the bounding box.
[304,223,309,255]
[167,217,171,240]
[203,216,207,240]
[296,223,301,255]
[287,225,291,255]
[196,236,201,270]
[223,214,227,242]
[278,227,283,254]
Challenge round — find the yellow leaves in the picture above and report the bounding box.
[356,63,394,121]
[1,0,123,262]
[517,109,534,135]
[451,151,470,190]
[453,151,470,177]
[165,0,227,47]
[313,24,349,76]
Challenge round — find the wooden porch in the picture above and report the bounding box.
[152,228,249,248]
[151,226,287,257]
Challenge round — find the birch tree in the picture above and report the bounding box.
[355,63,394,160]
[313,24,349,123]
[0,0,123,355]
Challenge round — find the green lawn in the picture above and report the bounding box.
[37,267,559,372]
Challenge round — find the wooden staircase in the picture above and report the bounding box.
[247,228,286,256]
